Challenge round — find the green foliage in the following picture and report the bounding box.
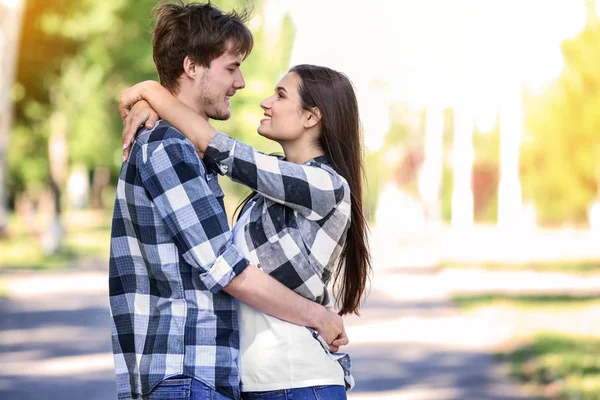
[440,165,453,221]
[211,0,297,200]
[211,0,296,146]
[441,260,600,274]
[12,0,128,193]
[10,0,297,208]
[7,122,49,193]
[521,23,600,225]
[452,293,600,311]
[0,210,111,270]
[363,149,391,222]
[499,334,600,399]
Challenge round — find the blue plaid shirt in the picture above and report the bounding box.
[109,121,249,400]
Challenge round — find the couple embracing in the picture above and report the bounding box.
[109,2,371,399]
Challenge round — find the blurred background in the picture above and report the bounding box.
[1,0,599,399]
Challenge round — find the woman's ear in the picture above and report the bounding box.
[304,107,321,129]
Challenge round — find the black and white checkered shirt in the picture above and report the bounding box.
[205,132,351,307]
[204,133,355,389]
[109,122,249,400]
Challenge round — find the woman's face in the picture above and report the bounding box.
[257,72,311,143]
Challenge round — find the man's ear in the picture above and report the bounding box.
[183,56,198,79]
[304,107,322,129]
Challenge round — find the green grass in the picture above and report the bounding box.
[441,260,600,275]
[452,294,600,311]
[0,211,111,271]
[498,334,600,399]
[0,280,8,299]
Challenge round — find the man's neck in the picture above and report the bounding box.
[174,90,209,121]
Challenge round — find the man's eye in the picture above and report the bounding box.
[228,68,235,73]
[277,92,284,99]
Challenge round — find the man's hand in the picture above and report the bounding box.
[314,309,349,352]
[222,265,350,353]
[120,100,160,162]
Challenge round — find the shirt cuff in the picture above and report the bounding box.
[199,244,249,293]
[204,132,236,176]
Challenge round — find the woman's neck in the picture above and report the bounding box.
[280,138,324,165]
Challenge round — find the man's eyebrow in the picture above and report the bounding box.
[275,86,287,93]
[229,61,241,67]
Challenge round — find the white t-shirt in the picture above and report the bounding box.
[232,205,345,392]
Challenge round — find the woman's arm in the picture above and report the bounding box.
[205,133,350,220]
[120,80,217,159]
[120,81,348,219]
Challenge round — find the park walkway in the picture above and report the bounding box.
[4,228,598,399]
[0,270,528,399]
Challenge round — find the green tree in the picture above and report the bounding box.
[521,20,600,225]
[12,0,131,195]
[10,0,81,196]
[10,0,297,220]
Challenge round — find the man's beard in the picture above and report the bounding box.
[202,94,230,121]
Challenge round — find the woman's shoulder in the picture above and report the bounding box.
[305,156,350,190]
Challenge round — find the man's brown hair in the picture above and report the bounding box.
[152,1,254,93]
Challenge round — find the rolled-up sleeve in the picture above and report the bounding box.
[139,135,248,293]
[204,132,347,221]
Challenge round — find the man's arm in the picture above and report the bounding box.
[139,130,347,349]
[225,265,347,350]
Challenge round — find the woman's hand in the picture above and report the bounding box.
[121,100,160,161]
[119,81,162,161]
[119,79,217,160]
[330,325,349,352]
[316,309,349,352]
[119,80,160,119]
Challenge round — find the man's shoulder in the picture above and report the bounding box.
[135,121,210,174]
[139,120,188,145]
[137,121,200,157]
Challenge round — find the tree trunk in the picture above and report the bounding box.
[497,81,523,229]
[451,106,474,230]
[0,1,26,237]
[44,112,68,255]
[41,178,64,255]
[91,166,110,209]
[418,106,444,222]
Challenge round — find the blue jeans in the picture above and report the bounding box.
[145,376,233,400]
[241,385,346,400]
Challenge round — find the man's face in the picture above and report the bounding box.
[194,44,245,121]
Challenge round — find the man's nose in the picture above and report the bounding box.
[234,70,246,90]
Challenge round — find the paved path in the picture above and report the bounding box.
[344,266,529,400]
[0,271,116,400]
[0,262,536,400]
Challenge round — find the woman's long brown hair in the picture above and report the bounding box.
[236,65,371,315]
[292,65,371,315]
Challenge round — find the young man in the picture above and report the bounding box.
[110,3,345,400]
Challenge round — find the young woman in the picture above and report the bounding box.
[120,65,371,400]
